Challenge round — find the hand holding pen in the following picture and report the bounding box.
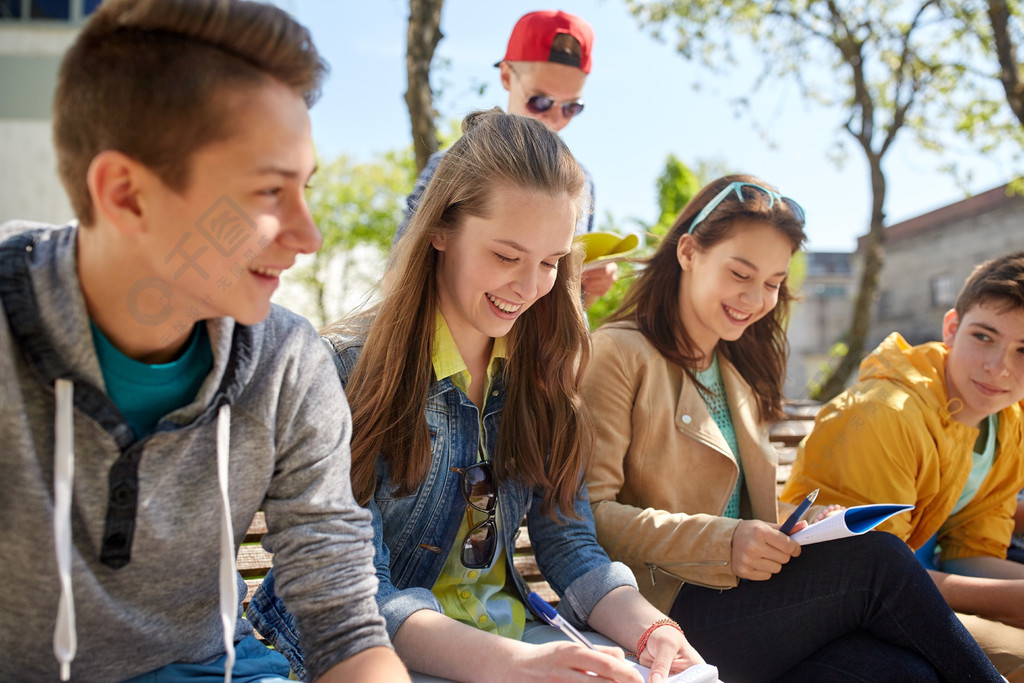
[527,592,648,682]
[779,488,819,535]
[528,592,599,651]
[730,492,818,581]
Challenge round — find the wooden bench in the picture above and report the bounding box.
[238,511,272,616]
[770,400,821,488]
[237,513,558,622]
[238,402,822,624]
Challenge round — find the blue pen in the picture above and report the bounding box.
[779,488,819,535]
[527,591,598,651]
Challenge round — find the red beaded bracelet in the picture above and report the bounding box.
[633,618,684,660]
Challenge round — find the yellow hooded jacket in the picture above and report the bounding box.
[782,333,1024,562]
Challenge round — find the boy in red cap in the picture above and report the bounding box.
[392,10,617,306]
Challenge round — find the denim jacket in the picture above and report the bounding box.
[248,331,635,679]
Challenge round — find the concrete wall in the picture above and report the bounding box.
[863,198,1024,349]
[0,24,77,224]
[786,253,854,398]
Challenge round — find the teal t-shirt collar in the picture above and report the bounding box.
[90,321,213,438]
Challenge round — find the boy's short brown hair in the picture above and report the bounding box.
[955,251,1024,318]
[54,0,327,225]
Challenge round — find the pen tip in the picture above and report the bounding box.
[809,488,819,502]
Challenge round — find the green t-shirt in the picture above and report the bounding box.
[951,413,998,516]
[90,321,213,439]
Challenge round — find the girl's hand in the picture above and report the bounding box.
[731,519,802,580]
[506,641,644,683]
[638,622,705,683]
[812,504,845,523]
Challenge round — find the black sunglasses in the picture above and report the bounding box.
[457,462,497,569]
[525,94,585,119]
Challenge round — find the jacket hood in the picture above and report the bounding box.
[0,223,259,436]
[0,222,263,680]
[857,332,955,419]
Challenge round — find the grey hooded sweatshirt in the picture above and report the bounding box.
[0,223,390,681]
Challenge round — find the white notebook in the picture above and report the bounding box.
[632,663,722,682]
[790,503,914,546]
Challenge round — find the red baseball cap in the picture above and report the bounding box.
[497,10,594,74]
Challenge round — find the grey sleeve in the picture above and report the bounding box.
[260,327,391,680]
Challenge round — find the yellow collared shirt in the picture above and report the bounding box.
[430,311,525,638]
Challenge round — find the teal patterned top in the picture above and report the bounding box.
[695,353,744,518]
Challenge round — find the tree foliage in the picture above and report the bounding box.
[912,1,1024,189]
[625,0,955,399]
[284,148,417,328]
[587,154,701,329]
[652,153,702,237]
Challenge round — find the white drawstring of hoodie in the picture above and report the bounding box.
[51,383,237,683]
[53,379,76,681]
[216,404,237,683]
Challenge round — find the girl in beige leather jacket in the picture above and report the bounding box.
[583,175,1002,683]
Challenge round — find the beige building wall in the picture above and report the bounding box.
[786,253,854,399]
[0,24,77,224]
[859,185,1024,350]
[788,185,1024,399]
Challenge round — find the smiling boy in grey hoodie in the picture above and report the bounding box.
[0,1,408,681]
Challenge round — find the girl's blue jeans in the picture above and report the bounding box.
[123,635,291,682]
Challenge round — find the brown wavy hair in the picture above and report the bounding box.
[954,251,1024,318]
[327,109,593,518]
[607,174,806,422]
[54,0,327,225]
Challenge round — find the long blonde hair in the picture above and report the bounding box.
[328,109,592,518]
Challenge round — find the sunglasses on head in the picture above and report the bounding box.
[457,462,497,569]
[525,94,585,119]
[688,181,806,234]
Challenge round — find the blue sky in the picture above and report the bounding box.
[277,0,1015,252]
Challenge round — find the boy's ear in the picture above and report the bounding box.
[498,61,514,92]
[942,308,960,346]
[86,150,147,234]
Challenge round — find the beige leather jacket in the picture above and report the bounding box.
[584,323,781,613]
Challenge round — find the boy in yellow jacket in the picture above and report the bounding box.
[783,252,1024,681]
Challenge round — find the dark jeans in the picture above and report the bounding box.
[669,532,1001,683]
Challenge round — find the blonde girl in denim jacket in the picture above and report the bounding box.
[249,110,706,683]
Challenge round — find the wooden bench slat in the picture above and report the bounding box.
[244,511,267,544]
[526,581,559,604]
[237,544,273,579]
[769,420,813,447]
[512,553,543,580]
[515,526,532,552]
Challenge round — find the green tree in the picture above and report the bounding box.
[651,153,702,237]
[624,0,953,399]
[587,154,701,329]
[915,1,1024,189]
[283,148,417,328]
